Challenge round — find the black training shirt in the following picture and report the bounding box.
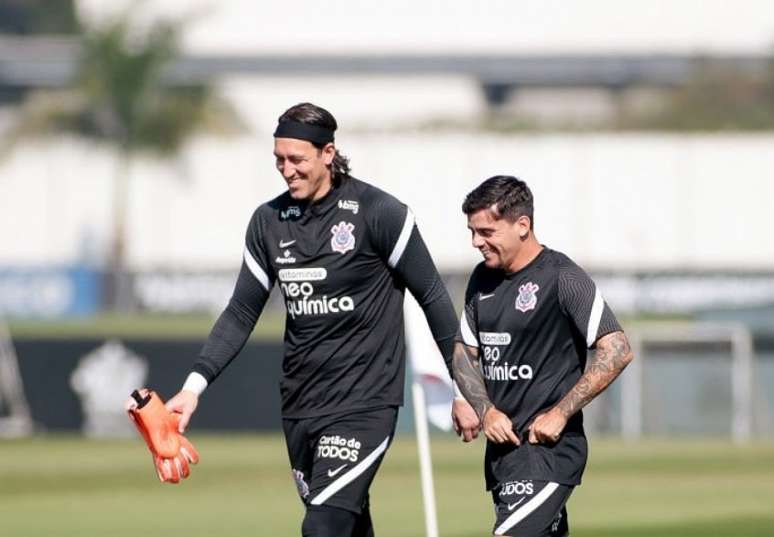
[192,177,457,418]
[457,247,621,487]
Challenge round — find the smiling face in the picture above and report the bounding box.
[467,207,532,272]
[273,138,336,201]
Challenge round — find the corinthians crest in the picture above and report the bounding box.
[515,282,540,312]
[330,221,356,254]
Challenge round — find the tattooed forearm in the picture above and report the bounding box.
[452,342,493,420]
[556,331,633,419]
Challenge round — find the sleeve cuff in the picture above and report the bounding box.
[182,372,208,396]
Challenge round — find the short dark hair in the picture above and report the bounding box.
[461,175,534,228]
[277,102,351,181]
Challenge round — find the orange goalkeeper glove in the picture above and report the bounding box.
[126,389,200,484]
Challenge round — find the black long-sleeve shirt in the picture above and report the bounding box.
[192,176,457,418]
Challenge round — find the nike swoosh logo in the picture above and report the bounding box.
[479,293,495,301]
[507,498,526,511]
[327,465,347,478]
[279,240,296,248]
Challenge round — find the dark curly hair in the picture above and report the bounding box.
[461,176,534,228]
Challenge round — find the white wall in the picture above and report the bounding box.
[221,75,485,132]
[78,0,774,55]
[1,128,772,273]
[348,133,774,271]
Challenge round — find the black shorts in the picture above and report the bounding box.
[492,479,573,537]
[282,406,398,514]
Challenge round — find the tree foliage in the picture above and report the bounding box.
[618,60,774,131]
[3,10,244,308]
[8,13,242,155]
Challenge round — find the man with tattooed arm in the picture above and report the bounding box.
[453,176,634,537]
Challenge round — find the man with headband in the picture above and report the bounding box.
[165,102,479,537]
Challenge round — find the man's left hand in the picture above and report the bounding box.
[452,398,481,442]
[528,406,567,444]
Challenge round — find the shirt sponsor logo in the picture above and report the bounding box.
[479,332,511,346]
[275,249,297,264]
[280,206,302,220]
[482,362,533,382]
[279,239,296,248]
[516,282,540,312]
[317,434,361,463]
[281,281,355,318]
[338,199,359,214]
[330,221,356,254]
[278,268,327,282]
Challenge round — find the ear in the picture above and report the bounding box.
[322,143,336,165]
[516,215,531,239]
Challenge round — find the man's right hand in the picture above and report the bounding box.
[165,390,199,433]
[482,407,520,445]
[452,398,481,442]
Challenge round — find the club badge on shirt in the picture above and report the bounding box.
[330,221,356,254]
[515,282,540,312]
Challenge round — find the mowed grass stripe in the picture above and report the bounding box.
[1,435,772,537]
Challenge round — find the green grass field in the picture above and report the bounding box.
[1,435,773,537]
[6,312,286,340]
[5,313,687,341]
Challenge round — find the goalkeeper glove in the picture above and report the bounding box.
[126,389,199,484]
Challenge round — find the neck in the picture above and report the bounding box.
[310,173,334,202]
[505,236,543,273]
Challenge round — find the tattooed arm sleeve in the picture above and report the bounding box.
[556,330,634,419]
[452,341,494,420]
[555,258,632,418]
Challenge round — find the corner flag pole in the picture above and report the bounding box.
[405,294,454,537]
[412,379,440,537]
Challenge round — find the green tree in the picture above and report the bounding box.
[624,60,774,131]
[5,11,244,308]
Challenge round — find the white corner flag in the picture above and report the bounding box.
[404,294,455,537]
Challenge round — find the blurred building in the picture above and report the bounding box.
[2,0,774,439]
[1,0,774,314]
